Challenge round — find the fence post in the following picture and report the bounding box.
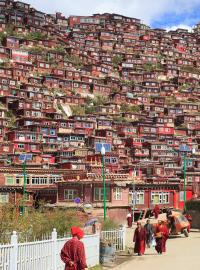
[52,228,57,270]
[11,231,18,270]
[122,226,126,251]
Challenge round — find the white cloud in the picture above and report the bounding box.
[165,24,194,32]
[21,0,200,26]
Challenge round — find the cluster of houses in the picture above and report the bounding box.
[0,0,200,220]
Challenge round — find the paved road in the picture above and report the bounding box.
[114,231,200,270]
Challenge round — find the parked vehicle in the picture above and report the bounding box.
[166,211,190,237]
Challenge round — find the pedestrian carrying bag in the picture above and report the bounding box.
[151,236,156,247]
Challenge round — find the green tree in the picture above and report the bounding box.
[71,105,85,116]
[6,110,17,129]
[112,55,123,68]
[51,45,66,53]
[143,62,154,72]
[129,105,140,113]
[93,95,108,106]
[67,55,83,69]
[120,103,140,113]
[0,204,86,242]
[25,32,47,40]
[85,106,96,114]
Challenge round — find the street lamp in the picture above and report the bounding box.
[19,154,32,215]
[22,160,27,215]
[101,145,106,221]
[179,144,196,212]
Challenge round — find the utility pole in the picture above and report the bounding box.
[132,181,135,222]
[183,154,187,211]
[101,145,106,221]
[19,154,32,215]
[22,160,27,215]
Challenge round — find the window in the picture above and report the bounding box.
[179,191,184,202]
[26,176,30,185]
[0,192,9,203]
[151,192,169,204]
[69,123,74,128]
[30,145,37,150]
[16,176,21,185]
[32,176,48,185]
[49,175,62,184]
[18,144,24,149]
[61,123,66,127]
[94,187,110,201]
[64,189,78,201]
[135,191,144,205]
[114,187,122,200]
[50,129,56,135]
[111,157,117,164]
[6,176,14,185]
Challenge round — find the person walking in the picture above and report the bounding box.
[153,204,160,219]
[144,219,153,248]
[61,226,88,270]
[155,221,169,254]
[127,210,133,228]
[133,222,146,256]
[184,212,192,233]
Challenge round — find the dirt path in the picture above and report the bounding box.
[114,231,200,270]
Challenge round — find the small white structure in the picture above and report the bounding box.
[0,229,100,270]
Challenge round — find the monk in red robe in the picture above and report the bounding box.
[127,211,133,228]
[153,205,160,219]
[61,226,88,270]
[133,222,146,256]
[155,221,169,254]
[185,213,192,233]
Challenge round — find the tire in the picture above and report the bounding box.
[183,228,189,237]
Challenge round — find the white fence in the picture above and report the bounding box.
[0,229,100,270]
[101,227,126,252]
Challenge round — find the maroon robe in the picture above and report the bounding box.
[155,224,169,254]
[61,237,87,270]
[127,213,133,227]
[185,214,192,233]
[153,205,160,219]
[133,227,146,255]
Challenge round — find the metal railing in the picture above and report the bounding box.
[101,227,126,251]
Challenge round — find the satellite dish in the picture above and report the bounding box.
[83,203,93,214]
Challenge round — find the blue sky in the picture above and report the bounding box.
[21,0,200,31]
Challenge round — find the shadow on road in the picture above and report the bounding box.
[190,229,200,233]
[168,235,184,239]
[143,253,159,256]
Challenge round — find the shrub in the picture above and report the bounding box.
[186,199,200,212]
[0,204,86,242]
[101,218,119,231]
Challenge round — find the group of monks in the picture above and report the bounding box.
[127,205,161,229]
[61,226,88,270]
[133,220,169,256]
[61,209,192,268]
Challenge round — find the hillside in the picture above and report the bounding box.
[0,1,200,208]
